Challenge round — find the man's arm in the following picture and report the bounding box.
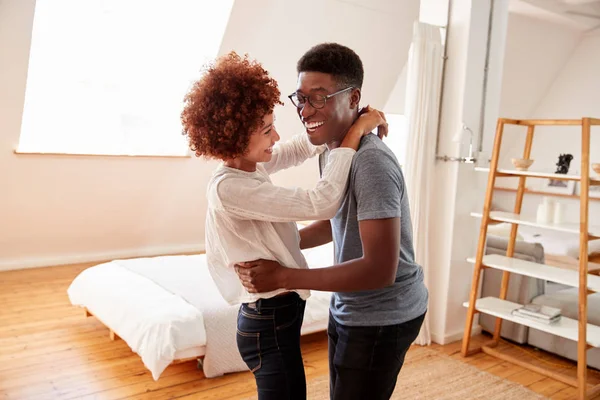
[299,220,332,250]
[289,217,399,291]
[237,217,399,292]
[236,147,403,293]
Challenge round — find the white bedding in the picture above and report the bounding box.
[67,242,335,380]
[518,225,579,256]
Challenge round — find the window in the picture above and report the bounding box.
[18,0,234,156]
[384,114,409,166]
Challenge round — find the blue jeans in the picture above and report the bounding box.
[328,311,426,400]
[237,292,307,400]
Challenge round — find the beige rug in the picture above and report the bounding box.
[242,346,548,399]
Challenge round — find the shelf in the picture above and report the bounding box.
[475,167,600,184]
[463,297,600,347]
[471,211,600,238]
[467,254,600,291]
[493,186,600,202]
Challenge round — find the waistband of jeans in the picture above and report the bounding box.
[245,292,300,310]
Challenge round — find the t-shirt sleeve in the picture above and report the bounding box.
[353,149,403,221]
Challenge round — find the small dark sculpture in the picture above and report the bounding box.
[555,154,573,175]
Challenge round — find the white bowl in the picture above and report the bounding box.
[511,158,534,171]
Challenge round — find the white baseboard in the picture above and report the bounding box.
[431,325,482,345]
[0,243,205,271]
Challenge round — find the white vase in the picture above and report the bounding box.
[553,202,564,224]
[537,204,549,224]
[542,197,555,223]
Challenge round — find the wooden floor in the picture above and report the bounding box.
[1,263,599,400]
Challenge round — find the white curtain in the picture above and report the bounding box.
[404,22,443,346]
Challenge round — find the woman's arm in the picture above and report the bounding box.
[261,105,388,175]
[215,107,387,222]
[261,134,326,175]
[216,147,355,222]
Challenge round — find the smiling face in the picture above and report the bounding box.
[294,72,360,147]
[247,113,279,162]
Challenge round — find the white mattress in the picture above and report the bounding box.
[67,242,335,380]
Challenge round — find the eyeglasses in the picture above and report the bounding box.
[288,87,354,109]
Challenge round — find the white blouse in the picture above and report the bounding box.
[205,134,356,305]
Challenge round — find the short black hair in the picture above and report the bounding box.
[297,43,364,89]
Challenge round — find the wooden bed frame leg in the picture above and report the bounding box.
[82,307,121,341]
[109,329,121,341]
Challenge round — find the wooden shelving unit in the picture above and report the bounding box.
[462,118,600,399]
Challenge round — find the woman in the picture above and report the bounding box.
[180,51,386,400]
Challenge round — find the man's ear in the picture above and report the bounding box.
[350,88,361,109]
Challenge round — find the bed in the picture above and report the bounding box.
[67,242,335,380]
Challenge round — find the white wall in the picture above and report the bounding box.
[0,0,215,269]
[528,33,600,170]
[426,0,513,344]
[499,14,582,121]
[494,30,600,223]
[496,13,582,170]
[437,0,496,344]
[383,65,408,115]
[414,0,494,344]
[0,0,418,270]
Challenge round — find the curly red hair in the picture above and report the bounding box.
[181,52,283,160]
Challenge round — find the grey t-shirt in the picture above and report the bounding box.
[319,134,428,326]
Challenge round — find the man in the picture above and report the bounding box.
[235,43,428,400]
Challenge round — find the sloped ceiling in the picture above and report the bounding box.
[511,0,600,31]
[218,0,419,130]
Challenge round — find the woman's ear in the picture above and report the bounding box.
[350,88,361,109]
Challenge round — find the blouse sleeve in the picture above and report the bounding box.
[216,148,355,222]
[261,134,327,175]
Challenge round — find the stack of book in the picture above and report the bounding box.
[511,304,562,324]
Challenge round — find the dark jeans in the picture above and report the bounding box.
[237,292,307,400]
[328,311,426,400]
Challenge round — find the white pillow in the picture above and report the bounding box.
[487,223,524,241]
